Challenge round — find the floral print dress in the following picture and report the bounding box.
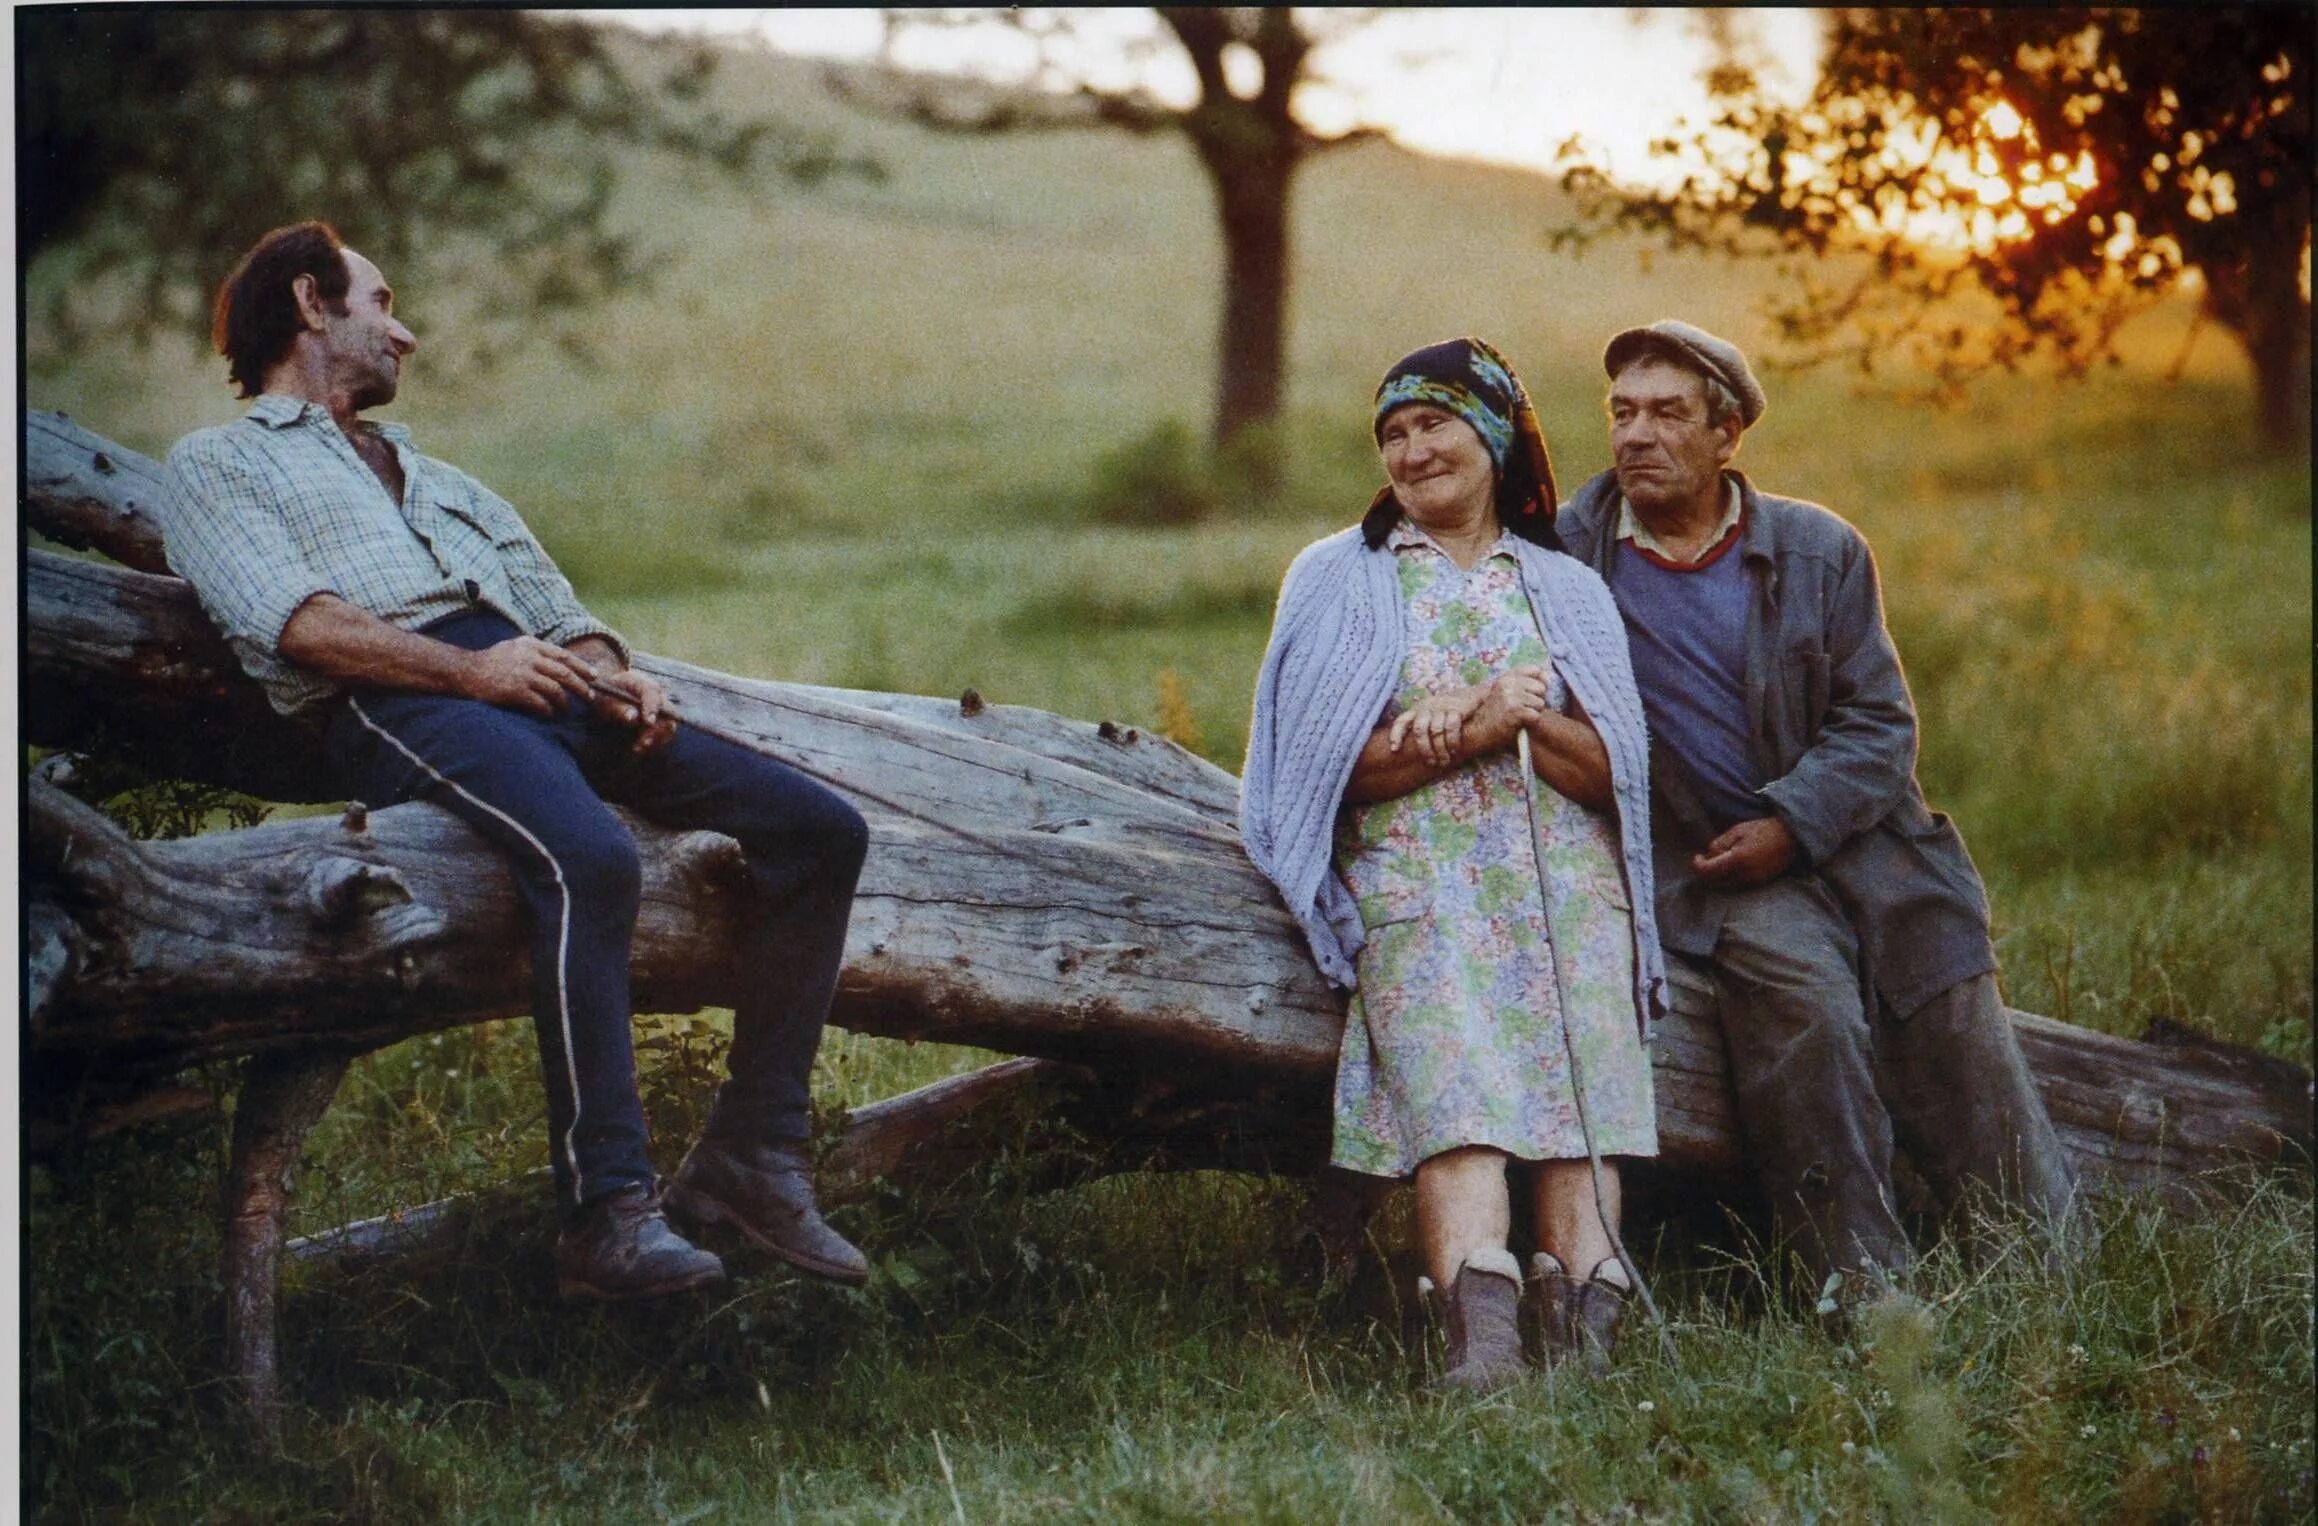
[1329,522,1657,1178]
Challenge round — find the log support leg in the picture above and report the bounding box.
[222,1049,351,1444]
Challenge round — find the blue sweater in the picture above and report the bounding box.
[1239,525,1666,1030]
[1609,542,1762,829]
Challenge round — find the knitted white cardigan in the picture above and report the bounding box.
[1239,526,1666,1031]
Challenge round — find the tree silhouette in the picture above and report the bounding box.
[16,9,867,357]
[1559,8,2312,451]
[845,9,1383,479]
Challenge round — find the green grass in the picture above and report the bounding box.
[26,1103,2316,1521]
[21,40,2312,1522]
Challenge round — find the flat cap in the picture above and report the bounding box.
[1603,320,1766,428]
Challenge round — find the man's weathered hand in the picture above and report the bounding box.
[465,636,599,717]
[1692,816,1798,887]
[588,667,678,756]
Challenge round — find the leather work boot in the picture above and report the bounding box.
[1566,1257,1631,1377]
[665,1135,869,1285]
[1526,1252,1579,1368]
[1425,1248,1527,1395]
[553,1184,726,1302]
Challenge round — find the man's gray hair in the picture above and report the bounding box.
[1699,372,1744,432]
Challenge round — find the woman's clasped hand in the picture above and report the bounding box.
[1386,665,1553,768]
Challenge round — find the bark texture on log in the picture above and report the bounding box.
[2014,1014,2315,1203]
[23,426,2310,1211]
[222,1049,350,1441]
[24,409,174,572]
[30,765,2313,1205]
[24,552,325,802]
[285,1055,1331,1271]
[23,772,1760,1178]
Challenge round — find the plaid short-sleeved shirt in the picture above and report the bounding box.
[162,395,626,716]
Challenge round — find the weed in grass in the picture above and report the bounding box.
[1154,666,1205,753]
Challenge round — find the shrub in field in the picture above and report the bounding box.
[31,746,271,840]
[1085,420,1223,527]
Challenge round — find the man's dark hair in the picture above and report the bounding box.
[211,221,350,398]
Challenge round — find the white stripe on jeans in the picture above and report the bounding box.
[349,698,590,1204]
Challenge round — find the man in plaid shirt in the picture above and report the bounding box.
[164,221,870,1301]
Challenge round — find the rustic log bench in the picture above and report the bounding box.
[24,410,2312,1438]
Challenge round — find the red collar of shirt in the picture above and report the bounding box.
[1620,501,1747,572]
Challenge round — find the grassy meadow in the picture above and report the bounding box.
[23,41,2314,1522]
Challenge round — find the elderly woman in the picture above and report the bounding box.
[1242,338,1665,1392]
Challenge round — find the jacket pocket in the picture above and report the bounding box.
[1589,854,1633,912]
[1348,870,1433,932]
[1787,647,1832,742]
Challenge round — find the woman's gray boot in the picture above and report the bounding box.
[1430,1248,1527,1394]
[1527,1251,1579,1367]
[1566,1258,1630,1376]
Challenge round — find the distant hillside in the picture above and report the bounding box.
[25,36,2241,552]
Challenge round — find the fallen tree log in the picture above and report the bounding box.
[283,1056,1349,1271]
[23,766,1750,1180]
[24,408,174,573]
[24,544,2311,1200]
[22,410,2312,1433]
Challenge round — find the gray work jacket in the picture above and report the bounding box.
[1557,469,1995,1018]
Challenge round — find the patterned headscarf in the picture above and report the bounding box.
[1364,336,1562,552]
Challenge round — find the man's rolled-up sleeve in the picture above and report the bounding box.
[1756,534,1919,865]
[163,436,339,657]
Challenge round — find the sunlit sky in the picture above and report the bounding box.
[593,8,1825,188]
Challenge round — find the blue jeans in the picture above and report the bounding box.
[323,611,868,1215]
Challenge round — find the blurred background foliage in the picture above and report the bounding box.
[15,8,875,365]
[1558,8,2313,451]
[17,10,2312,1520]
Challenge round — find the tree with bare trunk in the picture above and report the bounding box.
[844,9,1384,482]
[1558,8,2313,454]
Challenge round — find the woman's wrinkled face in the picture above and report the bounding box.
[1379,403,1496,528]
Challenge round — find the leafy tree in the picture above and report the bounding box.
[1560,8,2313,451]
[849,8,1383,477]
[16,8,868,357]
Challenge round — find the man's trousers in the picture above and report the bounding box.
[1670,874,2079,1284]
[323,612,869,1217]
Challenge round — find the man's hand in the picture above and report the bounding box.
[586,666,678,756]
[464,636,599,717]
[1692,816,1799,887]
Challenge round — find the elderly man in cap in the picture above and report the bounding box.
[1554,320,2079,1297]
